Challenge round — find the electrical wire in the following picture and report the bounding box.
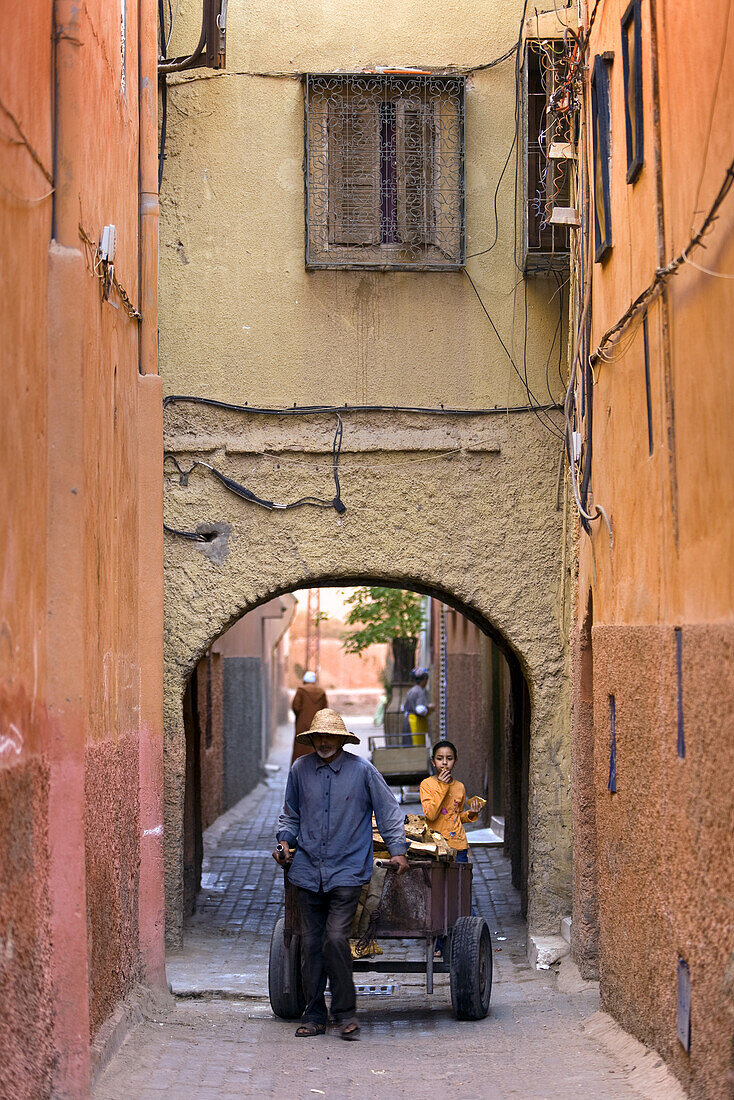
[166,47,523,87]
[158,0,168,191]
[466,0,529,260]
[689,0,732,237]
[163,522,212,542]
[590,153,734,366]
[165,413,346,515]
[0,95,54,185]
[162,395,562,415]
[463,269,564,439]
[0,178,54,204]
[682,252,734,280]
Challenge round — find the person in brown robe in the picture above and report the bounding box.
[290,672,328,763]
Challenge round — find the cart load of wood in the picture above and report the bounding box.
[371,812,456,861]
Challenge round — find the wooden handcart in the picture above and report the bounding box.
[268,860,493,1022]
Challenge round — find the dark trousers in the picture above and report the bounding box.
[297,884,362,1025]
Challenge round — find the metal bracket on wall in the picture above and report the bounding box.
[158,0,227,74]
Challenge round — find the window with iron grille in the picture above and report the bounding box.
[523,40,575,274]
[304,73,466,270]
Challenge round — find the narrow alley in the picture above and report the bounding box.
[94,724,682,1099]
[3,0,733,1096]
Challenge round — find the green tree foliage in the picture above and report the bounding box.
[342,587,425,655]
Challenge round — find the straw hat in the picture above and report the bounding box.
[295,708,360,746]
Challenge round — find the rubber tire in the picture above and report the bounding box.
[449,915,493,1020]
[268,916,305,1019]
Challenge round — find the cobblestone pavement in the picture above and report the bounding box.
[95,724,681,1099]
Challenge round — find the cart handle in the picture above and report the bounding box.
[374,858,397,870]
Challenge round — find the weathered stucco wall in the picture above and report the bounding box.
[572,1,734,1096]
[162,408,572,944]
[1,1,164,1095]
[160,0,573,949]
[160,0,565,408]
[0,7,55,1096]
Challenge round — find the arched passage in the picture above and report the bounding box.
[164,506,572,949]
[179,582,533,926]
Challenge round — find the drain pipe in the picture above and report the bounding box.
[139,0,159,376]
[136,0,167,994]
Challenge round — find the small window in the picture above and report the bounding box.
[523,39,574,274]
[621,0,643,182]
[591,56,613,262]
[304,73,465,270]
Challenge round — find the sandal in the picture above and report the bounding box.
[295,1022,326,1038]
[339,1020,361,1042]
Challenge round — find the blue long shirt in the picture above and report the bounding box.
[276,750,408,892]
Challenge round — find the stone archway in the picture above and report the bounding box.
[163,430,572,948]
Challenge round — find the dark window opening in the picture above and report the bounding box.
[621,0,644,183]
[643,311,653,454]
[379,103,398,244]
[608,693,617,792]
[591,56,613,262]
[675,627,685,758]
[523,39,575,274]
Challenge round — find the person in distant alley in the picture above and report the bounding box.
[290,670,328,764]
[401,666,435,745]
[273,708,409,1040]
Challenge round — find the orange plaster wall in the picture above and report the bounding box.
[581,0,734,626]
[1,1,163,1095]
[573,3,734,1097]
[0,7,55,1097]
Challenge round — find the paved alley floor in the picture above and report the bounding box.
[95,724,683,1100]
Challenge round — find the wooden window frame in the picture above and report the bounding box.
[621,0,644,183]
[591,55,613,263]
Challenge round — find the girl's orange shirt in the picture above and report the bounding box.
[419,775,478,850]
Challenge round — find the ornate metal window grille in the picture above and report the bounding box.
[523,40,575,274]
[305,73,466,270]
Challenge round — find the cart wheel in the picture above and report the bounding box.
[449,915,492,1020]
[268,916,305,1019]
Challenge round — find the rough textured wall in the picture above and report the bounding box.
[162,408,572,944]
[85,738,141,1036]
[592,625,734,1100]
[222,657,264,810]
[570,590,599,979]
[0,763,54,1100]
[1,0,163,1093]
[575,2,734,1096]
[0,4,55,1095]
[160,0,572,947]
[197,654,224,830]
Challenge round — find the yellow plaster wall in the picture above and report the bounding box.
[159,0,573,948]
[160,0,565,409]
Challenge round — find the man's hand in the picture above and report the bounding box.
[389,854,409,875]
[272,841,292,865]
